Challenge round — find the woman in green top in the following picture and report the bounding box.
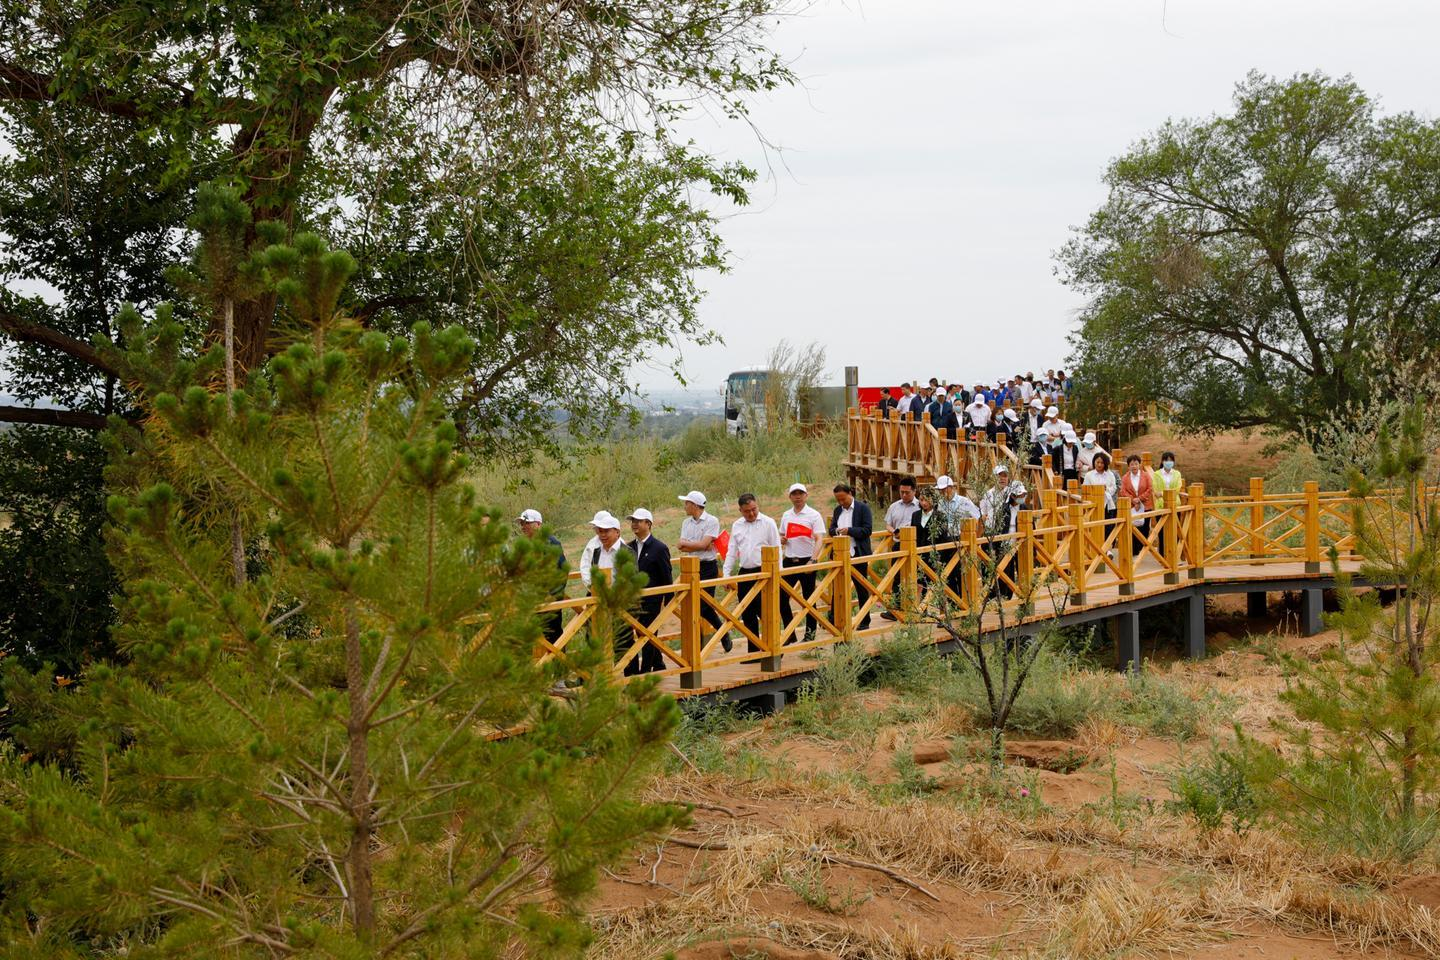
[1153,450,1185,506]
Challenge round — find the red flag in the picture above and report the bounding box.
[785,521,815,540]
[714,529,730,559]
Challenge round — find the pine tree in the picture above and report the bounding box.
[0,227,682,956]
[1274,402,1440,859]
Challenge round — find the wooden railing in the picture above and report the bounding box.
[845,406,1162,505]
[535,482,1406,689]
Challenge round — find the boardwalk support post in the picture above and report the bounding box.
[1069,501,1088,606]
[1187,483,1206,579]
[898,524,920,619]
[1114,609,1141,674]
[1183,591,1205,659]
[1300,588,1324,637]
[760,546,783,671]
[1017,509,1035,598]
[1249,477,1265,560]
[1304,481,1322,574]
[1162,488,1181,585]
[679,556,703,689]
[1117,498,1135,596]
[833,535,854,641]
[1247,591,1266,618]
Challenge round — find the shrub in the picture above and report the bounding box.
[1170,739,1265,834]
[943,641,1106,738]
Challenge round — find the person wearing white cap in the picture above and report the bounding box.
[980,465,1028,598]
[724,492,780,646]
[1042,405,1064,439]
[934,475,979,540]
[932,475,979,602]
[580,511,624,589]
[778,482,826,641]
[1077,430,1109,474]
[996,407,1020,446]
[964,394,991,438]
[1057,429,1082,486]
[677,490,727,650]
[622,508,672,675]
[980,464,1024,537]
[518,509,568,646]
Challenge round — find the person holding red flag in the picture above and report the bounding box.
[778,482,826,642]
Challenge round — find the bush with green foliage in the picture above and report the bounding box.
[0,426,117,678]
[0,224,681,957]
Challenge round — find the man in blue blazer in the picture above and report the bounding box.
[830,483,874,631]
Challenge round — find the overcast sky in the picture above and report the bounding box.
[637,0,1440,396]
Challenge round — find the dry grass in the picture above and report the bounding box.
[607,770,1440,959]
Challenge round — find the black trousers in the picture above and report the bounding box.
[852,556,872,630]
[698,558,723,634]
[780,556,817,640]
[621,596,667,676]
[738,565,762,648]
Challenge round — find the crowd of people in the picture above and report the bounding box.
[515,367,1188,677]
[515,446,1186,676]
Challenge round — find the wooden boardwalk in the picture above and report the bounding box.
[532,411,1416,707]
[647,556,1362,704]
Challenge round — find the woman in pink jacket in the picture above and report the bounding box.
[1120,454,1154,541]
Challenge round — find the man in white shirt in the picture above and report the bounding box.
[884,477,921,534]
[881,477,922,620]
[778,482,826,641]
[895,382,916,416]
[723,492,780,646]
[580,511,624,589]
[677,489,727,650]
[965,397,992,438]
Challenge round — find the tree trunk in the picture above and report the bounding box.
[344,603,375,936]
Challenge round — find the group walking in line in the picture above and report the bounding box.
[515,367,1188,676]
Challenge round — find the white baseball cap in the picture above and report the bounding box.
[1063,429,1078,443]
[678,490,707,507]
[517,508,543,524]
[1083,431,1097,445]
[590,510,621,530]
[626,507,654,523]
[993,463,1010,476]
[787,482,808,494]
[1046,405,1059,417]
[935,475,955,490]
[1030,398,1043,410]
[1004,408,1019,421]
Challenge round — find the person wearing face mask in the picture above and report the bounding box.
[1077,431,1109,474]
[1055,430,1081,486]
[1120,453,1154,541]
[1082,451,1118,523]
[1154,451,1185,509]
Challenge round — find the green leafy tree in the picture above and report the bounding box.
[0,232,682,956]
[1267,403,1440,859]
[1058,71,1440,443]
[1,0,789,442]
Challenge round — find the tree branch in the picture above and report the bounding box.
[0,312,122,378]
[0,60,141,119]
[0,405,120,429]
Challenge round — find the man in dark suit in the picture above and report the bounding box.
[625,508,672,675]
[926,391,959,439]
[830,483,874,631]
[876,387,899,418]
